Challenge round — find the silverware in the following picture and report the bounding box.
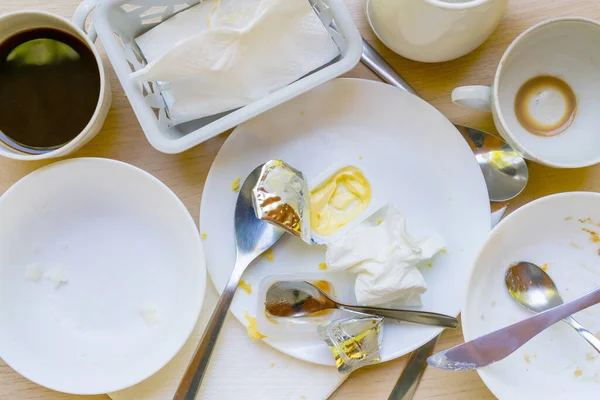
[427,285,600,370]
[506,261,600,353]
[265,281,459,328]
[360,38,528,399]
[387,336,438,400]
[361,39,528,204]
[174,165,285,400]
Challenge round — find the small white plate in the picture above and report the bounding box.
[463,192,600,400]
[200,78,490,365]
[0,158,205,394]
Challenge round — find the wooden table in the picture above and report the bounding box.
[1,0,599,399]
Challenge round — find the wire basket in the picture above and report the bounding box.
[77,0,362,154]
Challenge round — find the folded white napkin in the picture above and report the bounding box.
[133,0,339,123]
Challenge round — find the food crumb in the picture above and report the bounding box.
[427,263,432,268]
[318,262,327,270]
[45,267,68,288]
[440,249,447,254]
[579,218,592,223]
[533,354,537,358]
[140,305,159,326]
[524,354,531,363]
[582,228,600,243]
[574,368,583,377]
[238,280,252,294]
[244,311,266,340]
[262,248,274,262]
[359,156,363,160]
[541,264,549,271]
[565,216,573,221]
[587,352,597,361]
[569,242,582,249]
[270,362,276,368]
[300,111,305,116]
[231,177,241,192]
[25,263,43,282]
[201,232,207,240]
[377,219,384,226]
[491,301,496,308]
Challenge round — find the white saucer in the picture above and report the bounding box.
[464,192,600,400]
[200,78,490,365]
[0,158,206,394]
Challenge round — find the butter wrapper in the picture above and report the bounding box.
[317,316,384,374]
[252,160,311,243]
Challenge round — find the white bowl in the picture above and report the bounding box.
[463,192,600,400]
[0,158,206,394]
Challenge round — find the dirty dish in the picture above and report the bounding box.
[200,78,490,365]
[0,158,205,394]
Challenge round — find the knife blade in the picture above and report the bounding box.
[427,285,600,370]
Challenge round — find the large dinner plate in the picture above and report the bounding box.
[0,158,206,394]
[200,78,490,365]
[463,192,600,400]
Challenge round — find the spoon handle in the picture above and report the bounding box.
[564,315,600,353]
[338,305,459,328]
[174,260,246,400]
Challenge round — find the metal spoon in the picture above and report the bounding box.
[175,165,285,400]
[266,281,459,328]
[361,39,528,203]
[506,261,600,353]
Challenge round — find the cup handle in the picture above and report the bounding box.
[73,0,99,42]
[452,86,492,111]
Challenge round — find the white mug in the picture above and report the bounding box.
[452,17,600,168]
[0,11,111,161]
[365,0,508,63]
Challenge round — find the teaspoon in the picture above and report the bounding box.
[265,281,458,328]
[506,261,600,353]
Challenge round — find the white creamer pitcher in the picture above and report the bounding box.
[366,0,508,63]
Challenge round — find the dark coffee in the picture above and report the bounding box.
[0,28,101,154]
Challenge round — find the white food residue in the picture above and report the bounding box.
[140,305,159,326]
[44,267,68,288]
[326,204,446,306]
[24,263,43,282]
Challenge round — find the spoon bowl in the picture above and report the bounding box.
[505,261,600,353]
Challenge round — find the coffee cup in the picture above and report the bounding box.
[365,0,508,63]
[452,17,600,168]
[0,11,111,161]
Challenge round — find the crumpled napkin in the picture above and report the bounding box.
[326,205,446,306]
[132,0,339,123]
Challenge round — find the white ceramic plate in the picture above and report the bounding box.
[200,78,490,365]
[463,192,600,400]
[0,158,205,394]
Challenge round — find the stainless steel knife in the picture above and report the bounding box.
[427,286,600,370]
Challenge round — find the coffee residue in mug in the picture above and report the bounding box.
[514,75,576,137]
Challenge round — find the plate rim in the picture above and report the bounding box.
[0,157,206,395]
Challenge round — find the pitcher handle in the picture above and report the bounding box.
[73,0,99,42]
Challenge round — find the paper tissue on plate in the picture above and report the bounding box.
[132,0,340,124]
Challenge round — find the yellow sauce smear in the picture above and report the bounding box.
[238,280,252,294]
[244,312,266,340]
[310,166,371,236]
